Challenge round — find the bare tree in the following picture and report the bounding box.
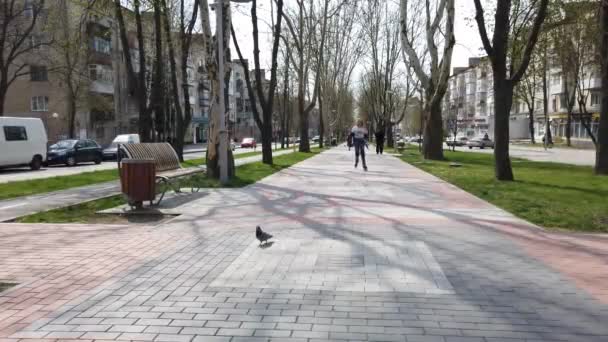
[598,0,608,174]
[113,0,154,142]
[318,1,362,145]
[281,0,333,152]
[516,51,542,144]
[231,0,284,164]
[473,0,549,180]
[400,0,455,160]
[0,0,50,115]
[359,0,402,149]
[200,0,235,178]
[43,0,104,138]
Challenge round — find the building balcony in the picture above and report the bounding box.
[90,80,114,95]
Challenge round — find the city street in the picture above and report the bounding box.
[446,144,596,166]
[0,145,270,184]
[1,148,607,341]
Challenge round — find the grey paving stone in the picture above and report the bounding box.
[253,329,291,337]
[118,332,159,340]
[155,333,194,342]
[191,337,231,342]
[144,326,183,334]
[204,320,242,328]
[216,328,255,336]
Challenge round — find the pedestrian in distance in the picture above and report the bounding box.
[347,132,353,151]
[350,120,368,171]
[375,129,385,155]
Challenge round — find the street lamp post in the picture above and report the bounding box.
[213,0,252,184]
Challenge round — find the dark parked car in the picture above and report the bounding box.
[46,139,103,166]
[240,137,257,149]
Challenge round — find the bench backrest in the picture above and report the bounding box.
[120,143,181,172]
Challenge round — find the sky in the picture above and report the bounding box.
[228,1,484,76]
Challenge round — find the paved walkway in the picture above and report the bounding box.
[450,144,596,166]
[0,149,295,222]
[1,148,608,342]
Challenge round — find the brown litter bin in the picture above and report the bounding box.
[120,159,156,209]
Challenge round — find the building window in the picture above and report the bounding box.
[24,0,33,17]
[552,98,557,112]
[31,96,49,112]
[3,126,28,141]
[591,93,599,106]
[89,64,113,83]
[92,37,111,54]
[30,65,47,81]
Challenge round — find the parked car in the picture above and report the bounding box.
[467,136,494,149]
[240,137,257,148]
[103,134,140,160]
[46,139,103,166]
[446,136,469,147]
[409,136,423,143]
[312,135,320,143]
[0,117,47,170]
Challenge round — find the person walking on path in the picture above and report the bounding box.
[351,120,368,171]
[347,131,353,151]
[375,129,385,155]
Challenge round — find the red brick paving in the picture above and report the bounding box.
[0,224,177,340]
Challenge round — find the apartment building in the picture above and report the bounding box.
[530,66,601,145]
[5,1,209,146]
[443,57,497,139]
[228,59,266,141]
[443,56,600,145]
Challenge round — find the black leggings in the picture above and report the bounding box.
[376,142,384,154]
[354,141,366,166]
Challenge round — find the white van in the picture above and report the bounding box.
[103,133,140,159]
[0,117,47,170]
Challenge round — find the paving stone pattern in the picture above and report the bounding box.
[1,148,608,342]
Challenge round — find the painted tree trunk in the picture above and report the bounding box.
[493,80,514,181]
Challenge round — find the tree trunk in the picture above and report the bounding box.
[0,80,6,116]
[386,122,394,148]
[493,80,514,181]
[262,122,273,163]
[319,96,324,148]
[298,86,310,152]
[566,111,572,146]
[68,90,76,139]
[596,0,608,175]
[422,98,444,160]
[161,0,184,160]
[529,110,535,144]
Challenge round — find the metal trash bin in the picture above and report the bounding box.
[120,159,156,209]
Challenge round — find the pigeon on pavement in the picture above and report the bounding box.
[256,226,273,245]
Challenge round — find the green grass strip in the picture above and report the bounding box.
[396,146,608,233]
[0,148,293,201]
[15,149,321,224]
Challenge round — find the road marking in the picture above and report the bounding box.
[0,202,26,210]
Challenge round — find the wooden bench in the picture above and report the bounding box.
[118,143,205,205]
